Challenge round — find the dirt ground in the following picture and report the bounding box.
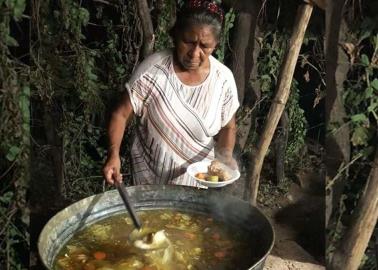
[263,205,325,270]
[264,255,324,270]
[260,169,325,269]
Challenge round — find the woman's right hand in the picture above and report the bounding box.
[103,154,123,185]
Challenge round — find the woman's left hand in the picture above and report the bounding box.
[215,148,238,170]
[218,155,238,171]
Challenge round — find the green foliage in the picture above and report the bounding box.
[326,194,347,262]
[215,8,235,63]
[56,0,90,40]
[344,25,378,270]
[344,32,378,150]
[255,30,308,165]
[31,0,140,200]
[0,191,29,270]
[286,80,307,158]
[257,31,286,94]
[0,0,29,268]
[3,0,25,21]
[327,15,378,269]
[360,253,378,270]
[154,0,175,51]
[0,1,20,48]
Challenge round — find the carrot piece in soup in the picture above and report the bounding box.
[93,251,107,260]
[214,250,227,258]
[183,232,196,240]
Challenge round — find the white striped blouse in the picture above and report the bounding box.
[126,49,239,187]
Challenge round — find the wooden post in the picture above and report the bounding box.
[325,0,350,227]
[275,111,289,185]
[248,3,313,205]
[330,146,378,270]
[227,0,262,152]
[136,0,155,57]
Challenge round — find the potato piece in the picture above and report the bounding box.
[206,175,219,182]
[56,257,73,269]
[116,258,143,270]
[193,247,202,255]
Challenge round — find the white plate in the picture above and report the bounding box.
[186,160,240,188]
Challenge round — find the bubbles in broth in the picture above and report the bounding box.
[53,209,255,270]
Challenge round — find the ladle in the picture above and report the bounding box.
[115,181,168,249]
[114,181,142,230]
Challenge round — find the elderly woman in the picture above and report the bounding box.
[103,0,239,187]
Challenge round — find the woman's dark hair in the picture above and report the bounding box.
[170,1,224,42]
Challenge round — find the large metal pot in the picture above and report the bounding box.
[38,185,274,270]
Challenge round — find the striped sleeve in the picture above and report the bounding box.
[126,77,150,117]
[125,50,170,116]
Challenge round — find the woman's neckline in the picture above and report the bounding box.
[170,53,213,88]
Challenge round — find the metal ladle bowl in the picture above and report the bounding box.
[114,181,169,249]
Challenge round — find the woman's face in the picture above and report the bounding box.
[175,24,218,71]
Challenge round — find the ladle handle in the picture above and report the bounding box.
[115,181,142,230]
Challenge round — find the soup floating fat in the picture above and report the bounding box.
[53,209,255,270]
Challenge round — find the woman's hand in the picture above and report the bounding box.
[218,155,238,170]
[103,154,123,185]
[215,150,238,170]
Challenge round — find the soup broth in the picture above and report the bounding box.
[53,209,255,270]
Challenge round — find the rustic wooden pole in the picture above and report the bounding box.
[248,3,313,205]
[325,0,350,227]
[275,111,289,185]
[330,146,378,270]
[135,0,155,57]
[227,0,262,152]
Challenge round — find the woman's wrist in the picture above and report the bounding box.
[215,147,233,159]
[107,146,120,158]
[215,148,238,170]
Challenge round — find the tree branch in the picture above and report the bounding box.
[135,0,155,58]
[248,3,313,205]
[330,145,378,269]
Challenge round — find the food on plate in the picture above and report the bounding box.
[208,160,231,181]
[194,160,232,182]
[206,175,219,182]
[194,172,207,180]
